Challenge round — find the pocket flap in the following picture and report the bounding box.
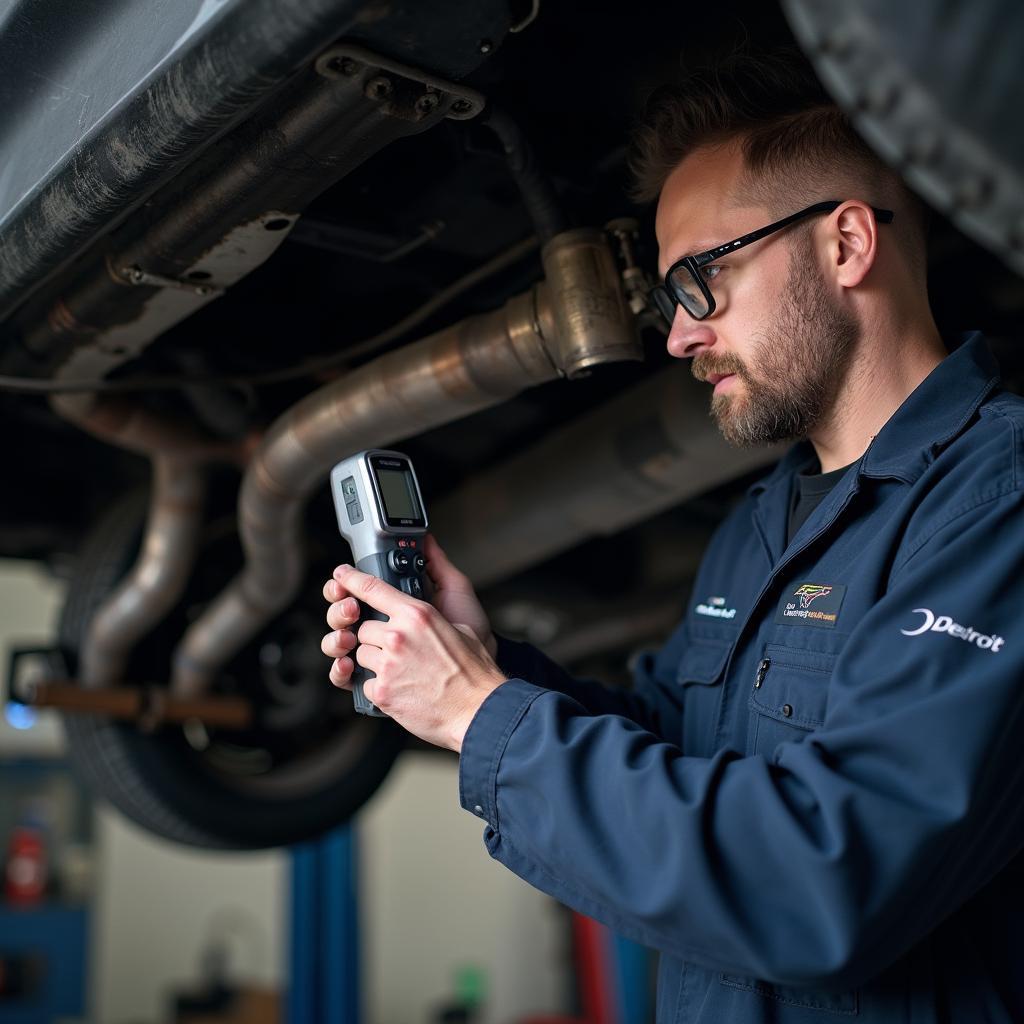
[676,636,732,686]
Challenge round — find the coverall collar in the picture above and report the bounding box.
[748,331,1000,498]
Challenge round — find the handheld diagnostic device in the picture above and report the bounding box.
[329,449,429,717]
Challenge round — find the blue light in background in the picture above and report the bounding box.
[5,703,38,730]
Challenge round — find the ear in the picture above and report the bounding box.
[830,201,880,289]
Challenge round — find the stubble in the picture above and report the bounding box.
[694,236,860,447]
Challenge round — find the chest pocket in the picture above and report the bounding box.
[675,625,734,757]
[748,643,836,761]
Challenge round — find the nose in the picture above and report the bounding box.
[666,312,716,360]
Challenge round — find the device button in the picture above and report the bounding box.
[401,576,424,599]
[346,500,363,525]
[389,549,412,574]
[412,553,426,574]
[341,476,358,500]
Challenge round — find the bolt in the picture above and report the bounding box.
[415,91,441,115]
[322,54,360,78]
[450,98,473,115]
[364,75,393,101]
[479,38,494,54]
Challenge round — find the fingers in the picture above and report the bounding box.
[354,642,381,672]
[329,656,354,689]
[321,628,358,658]
[326,596,360,630]
[333,564,408,617]
[423,534,467,587]
[356,618,389,648]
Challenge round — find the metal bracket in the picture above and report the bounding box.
[118,264,225,298]
[314,44,486,122]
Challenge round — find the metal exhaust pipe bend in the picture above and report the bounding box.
[80,455,207,688]
[171,227,640,698]
[49,396,251,688]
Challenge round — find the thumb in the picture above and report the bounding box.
[424,533,467,586]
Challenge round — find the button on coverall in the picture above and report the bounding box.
[459,333,1024,1022]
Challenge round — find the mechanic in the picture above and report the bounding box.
[321,52,1024,1022]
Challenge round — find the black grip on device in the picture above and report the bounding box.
[350,549,429,717]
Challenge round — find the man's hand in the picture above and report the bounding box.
[420,534,497,657]
[321,560,505,752]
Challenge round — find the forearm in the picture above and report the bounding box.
[493,634,668,730]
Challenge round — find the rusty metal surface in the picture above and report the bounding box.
[20,679,253,729]
[22,43,480,406]
[0,0,511,322]
[540,228,642,377]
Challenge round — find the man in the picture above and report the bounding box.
[321,52,1024,1022]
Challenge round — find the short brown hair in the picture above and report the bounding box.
[630,50,926,264]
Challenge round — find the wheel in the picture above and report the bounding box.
[58,490,405,849]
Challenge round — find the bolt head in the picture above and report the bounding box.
[364,75,393,100]
[479,38,494,54]
[415,92,440,115]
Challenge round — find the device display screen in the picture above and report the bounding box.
[377,468,419,519]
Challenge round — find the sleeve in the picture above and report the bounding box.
[493,624,687,738]
[460,488,1024,989]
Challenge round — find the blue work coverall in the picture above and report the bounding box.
[458,333,1024,1022]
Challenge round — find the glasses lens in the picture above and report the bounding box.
[650,287,677,325]
[668,264,710,319]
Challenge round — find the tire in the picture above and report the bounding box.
[58,491,405,849]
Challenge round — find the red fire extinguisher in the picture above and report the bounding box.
[4,826,47,906]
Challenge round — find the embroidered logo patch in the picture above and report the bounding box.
[775,582,846,628]
[793,584,833,609]
[695,595,737,619]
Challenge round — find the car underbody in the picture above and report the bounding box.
[1,0,1022,847]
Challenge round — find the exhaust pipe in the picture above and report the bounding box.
[435,364,783,587]
[79,455,207,688]
[49,396,252,688]
[171,227,640,697]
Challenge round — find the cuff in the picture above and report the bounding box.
[458,677,546,832]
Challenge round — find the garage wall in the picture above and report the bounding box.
[361,751,567,1024]
[0,560,568,1024]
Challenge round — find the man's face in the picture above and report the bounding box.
[655,144,859,447]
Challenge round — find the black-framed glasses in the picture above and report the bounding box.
[650,200,895,324]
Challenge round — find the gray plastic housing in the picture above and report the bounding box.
[329,449,429,717]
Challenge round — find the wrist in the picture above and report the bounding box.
[451,666,504,753]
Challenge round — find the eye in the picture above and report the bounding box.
[700,264,723,282]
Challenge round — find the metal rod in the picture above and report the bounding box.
[19,680,252,729]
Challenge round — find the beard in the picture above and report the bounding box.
[692,241,859,447]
